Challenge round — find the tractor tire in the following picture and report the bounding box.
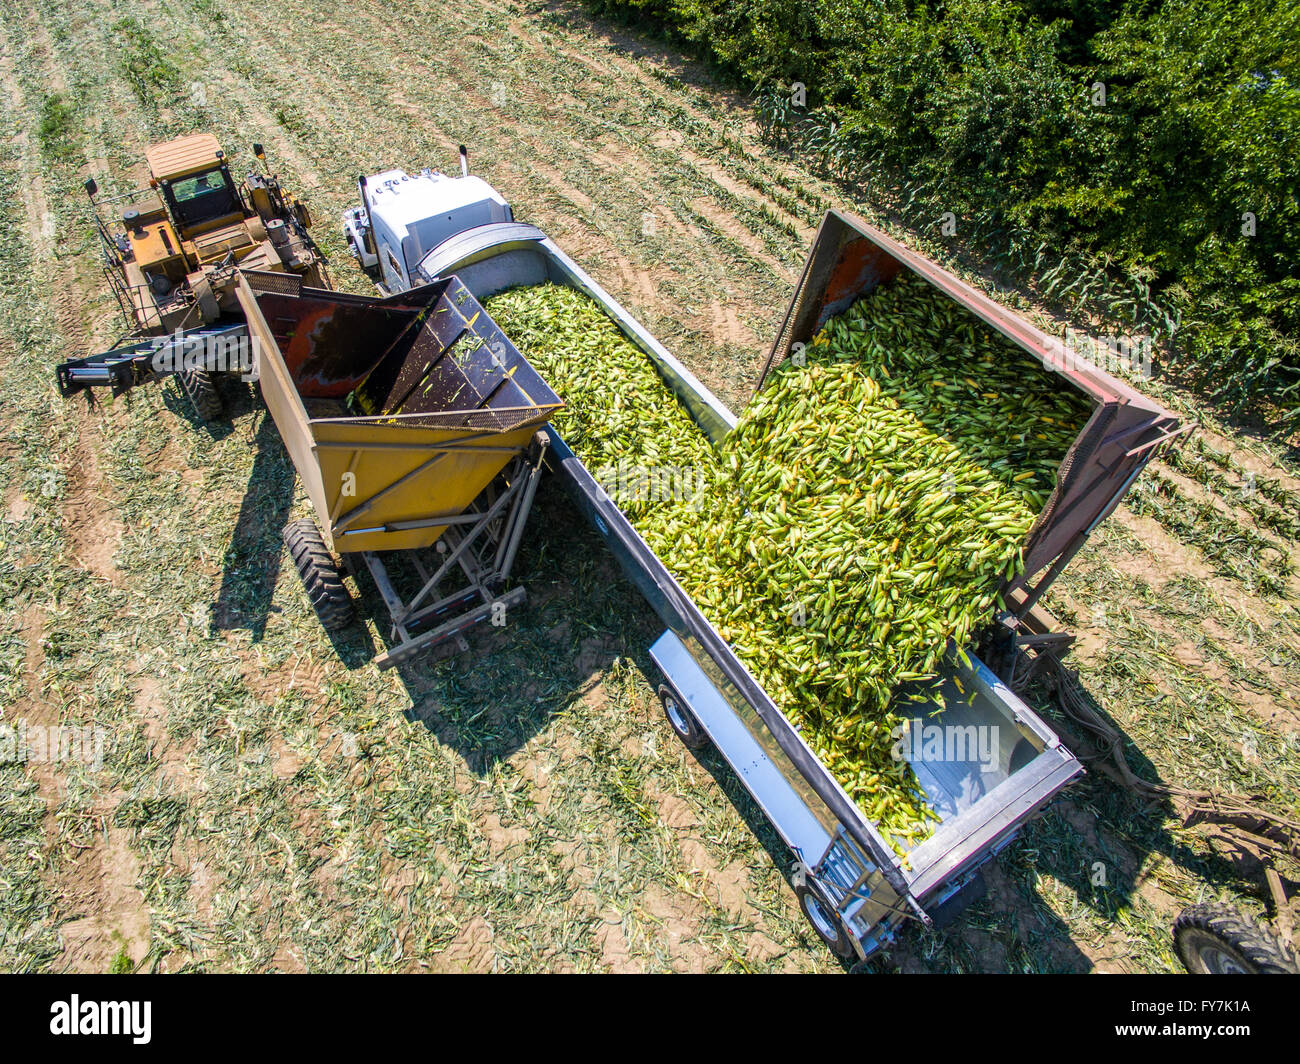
[1173,902,1300,974]
[283,520,353,631]
[178,367,223,421]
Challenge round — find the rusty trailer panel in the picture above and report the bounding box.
[759,209,1184,618]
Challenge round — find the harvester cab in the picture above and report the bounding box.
[85,133,328,334]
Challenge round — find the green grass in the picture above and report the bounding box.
[113,16,183,111]
[37,94,79,161]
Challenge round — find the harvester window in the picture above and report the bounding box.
[162,167,240,228]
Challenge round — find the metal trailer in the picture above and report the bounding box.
[231,269,562,667]
[405,208,1183,961]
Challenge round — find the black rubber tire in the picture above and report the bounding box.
[1173,902,1300,974]
[658,684,708,750]
[283,519,353,631]
[793,871,855,960]
[178,367,223,421]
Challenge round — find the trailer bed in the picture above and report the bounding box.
[405,211,1178,955]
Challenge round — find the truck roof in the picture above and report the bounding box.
[365,171,508,238]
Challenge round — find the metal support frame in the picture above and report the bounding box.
[816,826,933,937]
[1009,531,1089,620]
[360,433,548,670]
[987,596,1077,693]
[56,322,251,398]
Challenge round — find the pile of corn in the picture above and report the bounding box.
[483,285,716,524]
[486,277,1090,845]
[827,274,1090,514]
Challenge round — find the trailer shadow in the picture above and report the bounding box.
[207,402,294,643]
[383,477,661,769]
[372,479,869,966]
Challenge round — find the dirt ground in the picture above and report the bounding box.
[0,0,1297,973]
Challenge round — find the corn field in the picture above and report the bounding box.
[0,0,1297,975]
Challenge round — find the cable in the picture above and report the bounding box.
[1039,655,1300,861]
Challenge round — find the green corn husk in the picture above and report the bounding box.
[486,276,1090,848]
[482,284,716,525]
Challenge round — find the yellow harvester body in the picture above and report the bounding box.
[97,133,326,333]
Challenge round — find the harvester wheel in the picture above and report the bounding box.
[284,520,354,631]
[178,367,223,421]
[1173,902,1300,974]
[658,684,708,750]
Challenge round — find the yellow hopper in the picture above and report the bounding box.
[237,271,561,667]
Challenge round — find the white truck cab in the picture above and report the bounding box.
[343,154,513,296]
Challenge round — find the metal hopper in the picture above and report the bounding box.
[238,270,562,666]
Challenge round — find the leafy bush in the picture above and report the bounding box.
[584,0,1300,430]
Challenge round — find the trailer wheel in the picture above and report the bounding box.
[284,520,354,631]
[1173,902,1299,974]
[793,869,855,960]
[658,684,708,750]
[178,367,223,421]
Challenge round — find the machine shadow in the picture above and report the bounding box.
[193,382,378,664]
[208,400,294,643]
[159,373,241,442]
[383,476,659,770]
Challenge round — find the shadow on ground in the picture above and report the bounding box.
[208,392,294,642]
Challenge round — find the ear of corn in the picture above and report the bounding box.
[486,275,1090,849]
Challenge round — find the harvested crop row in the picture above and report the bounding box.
[486,279,1089,845]
[832,273,1089,515]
